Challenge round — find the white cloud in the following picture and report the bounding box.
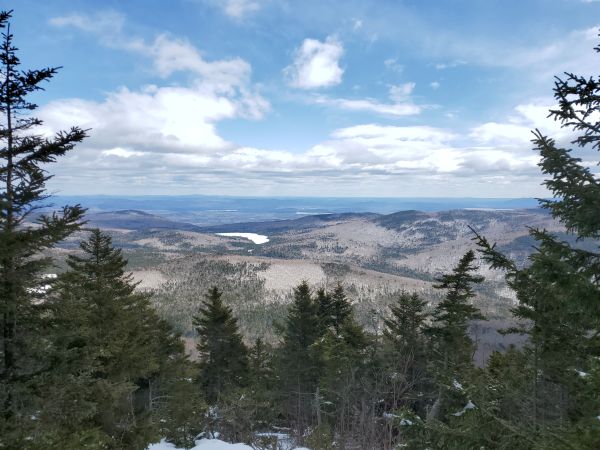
[222,0,261,18]
[102,148,146,158]
[315,97,420,117]
[44,12,568,196]
[313,83,421,117]
[43,12,270,158]
[441,26,600,79]
[51,12,256,92]
[384,57,403,73]
[40,85,237,153]
[46,109,551,196]
[435,60,466,70]
[49,11,125,34]
[284,36,344,89]
[430,81,440,89]
[470,102,573,147]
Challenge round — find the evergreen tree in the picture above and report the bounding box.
[468,69,600,449]
[194,286,248,404]
[0,10,86,445]
[157,359,206,450]
[246,338,276,430]
[384,291,428,350]
[317,283,353,335]
[460,34,600,448]
[276,281,322,433]
[45,229,185,449]
[429,250,485,373]
[425,250,484,423]
[383,292,430,417]
[314,284,368,445]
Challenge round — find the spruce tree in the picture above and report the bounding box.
[194,286,248,404]
[469,36,600,445]
[314,284,368,444]
[276,281,322,433]
[429,250,485,373]
[425,250,484,423]
[46,229,184,449]
[0,10,86,445]
[384,291,428,350]
[317,283,353,335]
[383,292,430,416]
[246,338,276,429]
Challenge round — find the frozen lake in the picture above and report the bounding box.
[216,232,269,244]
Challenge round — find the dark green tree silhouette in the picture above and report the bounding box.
[276,281,322,433]
[0,10,86,445]
[45,229,185,449]
[468,41,600,444]
[384,291,429,350]
[194,286,248,404]
[425,250,484,422]
[430,250,485,371]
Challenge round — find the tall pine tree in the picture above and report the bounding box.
[0,10,86,446]
[194,286,248,404]
[426,250,484,422]
[276,281,322,434]
[469,36,600,446]
[383,292,430,416]
[46,229,185,449]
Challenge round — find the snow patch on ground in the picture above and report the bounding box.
[148,438,310,450]
[148,438,253,450]
[216,232,269,244]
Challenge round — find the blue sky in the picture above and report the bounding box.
[6,0,600,196]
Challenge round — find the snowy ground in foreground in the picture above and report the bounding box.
[148,439,253,450]
[148,438,310,450]
[215,232,270,244]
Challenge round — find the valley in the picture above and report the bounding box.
[48,203,566,363]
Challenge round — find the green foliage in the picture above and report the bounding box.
[0,10,87,447]
[384,291,428,350]
[194,286,249,404]
[42,229,187,449]
[428,250,485,375]
[275,281,322,431]
[461,33,600,449]
[157,361,206,449]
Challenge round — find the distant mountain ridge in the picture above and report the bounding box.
[87,210,203,232]
[85,207,552,242]
[45,195,542,227]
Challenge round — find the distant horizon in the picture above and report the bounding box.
[51,194,542,200]
[51,195,544,227]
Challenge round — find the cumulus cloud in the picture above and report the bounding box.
[43,12,570,196]
[51,12,255,91]
[39,85,241,153]
[469,102,573,147]
[46,106,555,196]
[284,36,344,89]
[46,11,269,157]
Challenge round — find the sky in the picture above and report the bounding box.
[5,0,600,197]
